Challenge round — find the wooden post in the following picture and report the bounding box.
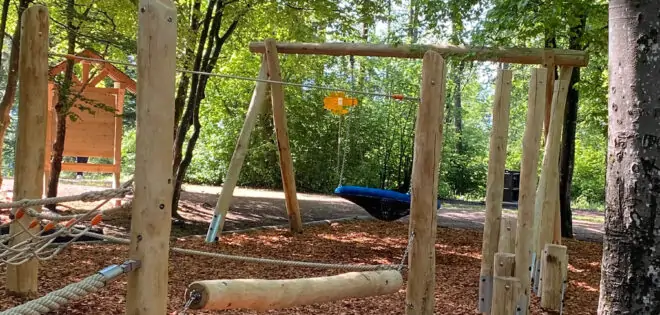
[44,82,55,192]
[491,253,518,315]
[493,252,516,277]
[406,50,446,315]
[113,82,125,206]
[6,4,49,298]
[513,68,547,315]
[491,276,521,315]
[478,69,513,314]
[542,52,556,141]
[205,59,270,242]
[82,61,91,84]
[540,244,568,313]
[125,1,176,314]
[532,67,573,294]
[552,66,574,244]
[263,39,303,234]
[497,217,517,254]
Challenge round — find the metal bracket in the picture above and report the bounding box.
[560,279,567,315]
[99,259,141,281]
[532,253,542,296]
[478,275,493,313]
[205,214,222,243]
[516,294,529,315]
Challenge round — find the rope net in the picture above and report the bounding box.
[0,179,134,267]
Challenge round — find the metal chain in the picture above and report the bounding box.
[337,114,350,188]
[177,296,195,315]
[398,232,415,272]
[336,117,343,186]
[337,55,356,188]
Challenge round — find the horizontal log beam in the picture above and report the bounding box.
[248,42,589,67]
[187,270,403,311]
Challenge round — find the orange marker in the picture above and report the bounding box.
[29,219,39,229]
[43,222,56,232]
[90,214,103,226]
[15,208,25,219]
[392,94,404,100]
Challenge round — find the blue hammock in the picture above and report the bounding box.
[334,185,441,221]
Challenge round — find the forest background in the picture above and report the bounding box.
[0,0,608,223]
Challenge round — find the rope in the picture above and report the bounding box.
[336,56,356,187]
[81,231,401,271]
[0,179,133,211]
[48,53,419,101]
[0,260,139,315]
[0,274,105,315]
[24,201,131,222]
[0,178,133,267]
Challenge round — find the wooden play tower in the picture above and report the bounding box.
[46,49,136,191]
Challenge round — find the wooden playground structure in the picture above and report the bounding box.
[46,49,135,196]
[2,1,588,315]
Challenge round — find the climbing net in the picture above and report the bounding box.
[0,179,134,267]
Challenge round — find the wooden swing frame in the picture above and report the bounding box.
[202,40,588,315]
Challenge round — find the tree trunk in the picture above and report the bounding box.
[0,0,10,64]
[0,0,29,188]
[558,67,579,238]
[46,0,76,209]
[171,0,245,218]
[598,0,660,313]
[558,14,586,239]
[173,0,201,137]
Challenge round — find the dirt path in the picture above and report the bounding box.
[0,179,604,242]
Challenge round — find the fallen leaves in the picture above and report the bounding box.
[0,220,602,314]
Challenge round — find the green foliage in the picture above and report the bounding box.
[0,0,610,208]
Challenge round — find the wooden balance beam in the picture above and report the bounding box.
[186,270,403,311]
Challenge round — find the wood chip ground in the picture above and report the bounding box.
[0,221,602,314]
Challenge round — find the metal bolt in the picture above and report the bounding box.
[167,16,173,22]
[140,7,146,13]
[159,204,165,209]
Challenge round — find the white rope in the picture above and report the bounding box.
[0,185,132,211]
[0,274,105,315]
[0,260,139,315]
[49,53,419,101]
[24,201,131,222]
[81,231,401,271]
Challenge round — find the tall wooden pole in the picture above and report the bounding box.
[205,59,270,242]
[513,68,547,315]
[6,4,49,298]
[543,53,556,141]
[263,38,303,234]
[113,81,125,207]
[406,50,446,315]
[125,1,176,314]
[531,67,573,296]
[478,69,513,314]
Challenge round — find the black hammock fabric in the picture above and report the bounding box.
[333,185,441,221]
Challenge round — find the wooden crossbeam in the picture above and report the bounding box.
[249,42,589,67]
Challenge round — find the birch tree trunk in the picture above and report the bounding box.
[598,0,660,313]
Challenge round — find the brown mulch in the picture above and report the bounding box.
[0,220,602,314]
